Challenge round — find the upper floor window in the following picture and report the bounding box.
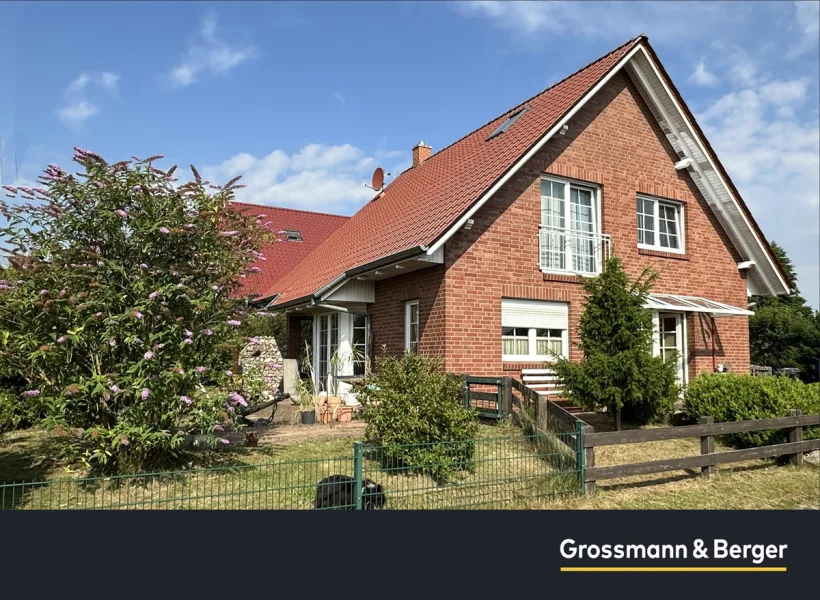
[404,300,419,352]
[637,195,685,253]
[284,230,303,242]
[539,177,610,275]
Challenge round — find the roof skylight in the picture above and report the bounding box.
[486,105,530,141]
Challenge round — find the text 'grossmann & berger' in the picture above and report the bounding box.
[560,539,788,565]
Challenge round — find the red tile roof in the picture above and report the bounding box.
[269,35,645,306]
[230,201,348,298]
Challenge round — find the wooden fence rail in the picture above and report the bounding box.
[583,410,819,495]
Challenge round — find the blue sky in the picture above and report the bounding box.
[1,1,818,306]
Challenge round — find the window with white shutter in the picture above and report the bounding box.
[501,299,568,361]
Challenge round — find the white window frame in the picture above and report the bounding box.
[351,313,369,376]
[540,175,603,276]
[637,194,686,254]
[404,300,419,352]
[501,327,567,362]
[651,311,689,387]
[501,299,569,362]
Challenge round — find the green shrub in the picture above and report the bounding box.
[0,388,35,433]
[683,374,819,447]
[0,149,272,472]
[554,258,679,427]
[358,352,479,481]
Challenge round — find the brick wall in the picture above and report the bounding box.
[442,71,750,381]
[369,265,446,361]
[285,314,308,360]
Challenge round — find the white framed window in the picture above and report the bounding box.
[501,299,568,361]
[404,300,419,352]
[315,313,339,392]
[539,176,606,275]
[637,195,685,253]
[352,314,369,376]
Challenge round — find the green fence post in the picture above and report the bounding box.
[353,441,363,510]
[575,421,586,495]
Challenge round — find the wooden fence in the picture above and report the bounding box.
[582,410,819,495]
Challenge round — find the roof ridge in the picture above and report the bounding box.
[408,34,646,170]
[229,200,350,219]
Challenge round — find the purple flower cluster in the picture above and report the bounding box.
[23,390,40,397]
[228,391,247,407]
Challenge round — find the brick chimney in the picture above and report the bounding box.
[412,141,432,167]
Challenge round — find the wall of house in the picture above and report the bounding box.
[369,265,447,361]
[442,70,750,381]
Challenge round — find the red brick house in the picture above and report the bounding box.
[261,35,790,395]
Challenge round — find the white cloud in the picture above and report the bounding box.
[456,1,765,45]
[689,61,718,87]
[56,101,98,125]
[788,1,820,57]
[759,78,809,106]
[334,91,345,105]
[99,72,120,94]
[56,71,120,126]
[66,73,91,94]
[170,12,258,87]
[202,144,409,213]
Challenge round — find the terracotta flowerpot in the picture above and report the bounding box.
[327,395,343,408]
[336,407,353,423]
[319,408,333,424]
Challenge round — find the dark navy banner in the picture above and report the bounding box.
[1,510,816,598]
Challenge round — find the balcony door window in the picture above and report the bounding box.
[540,177,601,274]
[315,313,339,392]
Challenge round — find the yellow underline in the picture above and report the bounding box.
[561,567,787,573]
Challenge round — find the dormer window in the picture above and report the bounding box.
[285,230,303,242]
[486,106,530,141]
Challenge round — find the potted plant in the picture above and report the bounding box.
[295,343,318,425]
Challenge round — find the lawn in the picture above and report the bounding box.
[0,420,817,510]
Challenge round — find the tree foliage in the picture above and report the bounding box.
[749,241,819,382]
[0,148,272,471]
[553,258,678,426]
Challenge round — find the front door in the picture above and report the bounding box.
[658,313,686,385]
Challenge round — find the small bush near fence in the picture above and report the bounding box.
[357,353,479,482]
[683,374,819,447]
[0,430,581,510]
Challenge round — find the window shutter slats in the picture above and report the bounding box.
[501,299,568,330]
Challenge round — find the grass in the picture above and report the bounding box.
[1,418,817,510]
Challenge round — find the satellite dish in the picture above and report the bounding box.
[371,167,384,191]
[363,167,390,191]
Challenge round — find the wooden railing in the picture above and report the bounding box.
[582,410,819,495]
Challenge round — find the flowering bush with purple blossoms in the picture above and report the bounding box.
[0,148,273,472]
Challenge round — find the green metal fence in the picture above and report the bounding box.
[0,431,583,510]
[463,377,505,419]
